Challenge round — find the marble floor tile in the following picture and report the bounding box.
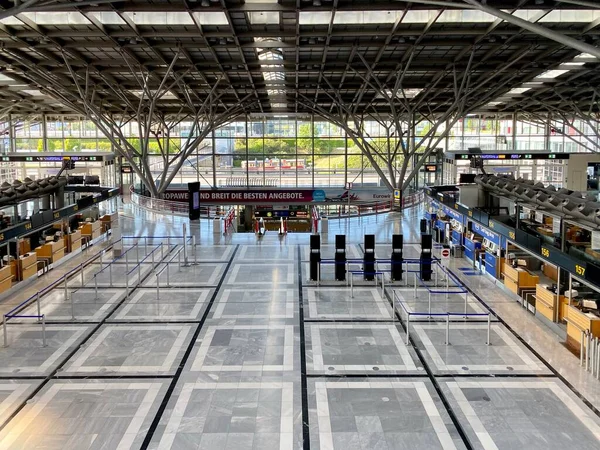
[0,324,91,376]
[227,263,295,285]
[308,377,466,450]
[305,288,392,320]
[189,325,294,372]
[150,381,297,450]
[442,378,600,450]
[0,380,166,450]
[237,245,296,261]
[306,324,421,374]
[143,263,225,287]
[111,288,211,321]
[412,323,551,375]
[0,380,43,426]
[212,289,295,319]
[13,289,124,323]
[62,324,193,375]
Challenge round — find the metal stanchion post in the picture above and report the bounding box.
[487,314,491,346]
[446,274,449,300]
[138,263,142,286]
[581,330,585,366]
[179,250,182,268]
[144,237,147,256]
[36,292,41,321]
[167,260,170,287]
[350,273,354,298]
[126,273,129,298]
[109,263,113,287]
[125,251,129,273]
[41,315,46,347]
[586,333,590,371]
[406,314,411,345]
[435,268,438,286]
[193,236,197,264]
[464,292,468,319]
[392,292,396,323]
[156,272,160,300]
[95,275,98,299]
[152,247,155,265]
[596,341,600,379]
[64,276,68,304]
[414,273,417,296]
[3,315,7,347]
[446,315,450,345]
[136,242,139,264]
[428,291,431,318]
[71,280,75,320]
[80,263,84,287]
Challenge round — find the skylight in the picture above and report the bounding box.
[506,88,531,95]
[377,88,423,99]
[22,89,45,97]
[299,12,332,25]
[534,70,570,80]
[125,12,194,26]
[20,12,90,25]
[256,37,286,109]
[88,12,126,25]
[249,12,279,25]
[334,11,401,24]
[0,74,15,82]
[130,90,178,100]
[192,12,229,26]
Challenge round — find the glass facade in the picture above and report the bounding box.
[2,113,599,189]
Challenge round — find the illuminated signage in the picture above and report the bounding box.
[424,164,437,172]
[456,153,568,161]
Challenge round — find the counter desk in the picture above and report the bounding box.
[503,263,539,296]
[566,305,600,350]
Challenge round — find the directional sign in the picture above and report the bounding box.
[441,248,450,258]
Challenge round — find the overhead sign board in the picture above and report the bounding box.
[454,153,569,161]
[424,164,437,173]
[163,188,393,204]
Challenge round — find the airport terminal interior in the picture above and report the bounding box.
[1,0,600,449]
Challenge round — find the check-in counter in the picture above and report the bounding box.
[503,263,539,296]
[35,239,65,263]
[81,220,102,240]
[101,213,118,233]
[566,305,600,350]
[535,284,568,322]
[463,236,482,262]
[484,252,504,279]
[18,253,38,281]
[0,265,12,293]
[64,229,82,253]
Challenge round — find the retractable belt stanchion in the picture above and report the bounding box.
[335,235,346,282]
[391,234,403,282]
[309,234,321,282]
[364,234,375,281]
[420,234,433,281]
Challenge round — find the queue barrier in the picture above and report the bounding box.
[393,293,491,346]
[581,331,600,380]
[124,244,163,297]
[154,246,185,298]
[2,242,118,347]
[349,270,384,297]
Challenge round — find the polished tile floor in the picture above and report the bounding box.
[0,207,598,449]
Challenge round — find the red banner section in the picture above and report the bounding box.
[200,190,314,203]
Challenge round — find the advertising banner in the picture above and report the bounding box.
[162,188,392,204]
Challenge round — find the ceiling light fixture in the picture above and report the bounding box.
[313,0,322,6]
[201,0,210,6]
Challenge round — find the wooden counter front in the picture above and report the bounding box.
[35,240,66,263]
[19,253,38,281]
[81,221,102,240]
[64,230,82,253]
[504,264,539,296]
[566,305,600,350]
[535,284,566,322]
[0,265,12,293]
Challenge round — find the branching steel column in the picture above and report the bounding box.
[462,0,600,59]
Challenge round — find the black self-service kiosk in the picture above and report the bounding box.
[420,234,433,281]
[335,235,346,281]
[310,234,321,281]
[391,234,403,281]
[364,234,375,281]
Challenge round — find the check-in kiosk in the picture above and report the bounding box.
[364,234,375,281]
[391,234,403,281]
[335,234,346,281]
[420,234,433,281]
[310,234,321,281]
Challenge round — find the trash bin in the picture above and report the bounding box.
[451,243,463,258]
[321,217,328,234]
[213,217,221,234]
